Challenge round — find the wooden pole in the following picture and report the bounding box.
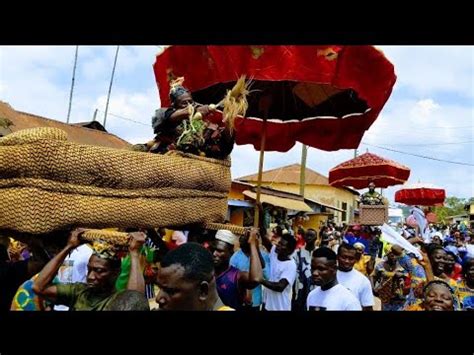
[299,144,308,197]
[253,118,267,228]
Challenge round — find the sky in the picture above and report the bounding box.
[0,45,472,202]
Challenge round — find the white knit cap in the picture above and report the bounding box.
[354,242,365,251]
[215,229,237,246]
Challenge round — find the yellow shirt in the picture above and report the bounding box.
[354,255,372,276]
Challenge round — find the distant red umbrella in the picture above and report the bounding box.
[328,152,410,189]
[395,182,446,206]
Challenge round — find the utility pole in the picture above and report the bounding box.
[103,46,120,128]
[66,46,79,123]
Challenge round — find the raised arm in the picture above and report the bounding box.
[33,228,85,302]
[126,232,146,293]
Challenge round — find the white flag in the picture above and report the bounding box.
[380,223,423,260]
[410,206,429,242]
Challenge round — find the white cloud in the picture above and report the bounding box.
[411,99,440,121]
[91,88,158,143]
[379,46,473,99]
[0,45,161,128]
[363,98,473,159]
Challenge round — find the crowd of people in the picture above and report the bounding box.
[1,217,472,312]
[1,79,472,312]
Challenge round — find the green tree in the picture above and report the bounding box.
[434,196,471,223]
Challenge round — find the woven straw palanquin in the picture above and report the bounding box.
[359,204,388,225]
[0,127,231,236]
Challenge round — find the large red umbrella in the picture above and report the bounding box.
[153,45,396,152]
[328,152,410,189]
[153,46,396,225]
[395,182,446,206]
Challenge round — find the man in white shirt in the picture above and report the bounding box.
[292,228,317,311]
[307,247,361,311]
[260,233,297,311]
[336,243,374,311]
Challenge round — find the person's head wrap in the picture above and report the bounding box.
[169,77,190,104]
[444,245,462,264]
[8,238,26,261]
[215,230,237,246]
[353,242,365,252]
[462,296,474,310]
[91,240,120,261]
[431,231,443,240]
[383,242,393,255]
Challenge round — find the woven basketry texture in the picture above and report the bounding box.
[204,223,247,236]
[0,128,231,234]
[359,204,388,225]
[0,187,227,234]
[0,128,231,192]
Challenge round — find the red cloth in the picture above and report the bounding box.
[165,241,178,251]
[395,187,445,206]
[154,46,396,152]
[295,234,305,250]
[449,264,463,282]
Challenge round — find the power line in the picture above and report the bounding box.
[96,109,149,127]
[364,131,473,143]
[365,129,473,139]
[361,142,474,167]
[365,140,474,147]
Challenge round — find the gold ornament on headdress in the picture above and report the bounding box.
[8,238,26,260]
[169,77,186,94]
[91,240,119,260]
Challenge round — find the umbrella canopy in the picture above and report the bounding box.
[153,45,396,152]
[154,45,396,227]
[328,152,410,189]
[395,182,446,206]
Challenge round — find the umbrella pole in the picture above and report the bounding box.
[299,144,308,197]
[254,118,267,228]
